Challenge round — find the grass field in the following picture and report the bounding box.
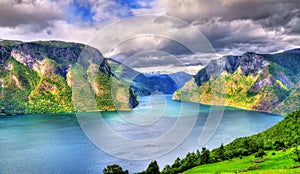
[184,148,300,174]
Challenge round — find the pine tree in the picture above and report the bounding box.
[200,147,211,164]
[145,160,160,174]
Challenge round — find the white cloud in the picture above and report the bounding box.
[0,20,98,44]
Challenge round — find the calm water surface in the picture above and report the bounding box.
[0,95,283,173]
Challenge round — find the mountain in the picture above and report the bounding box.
[167,71,193,89]
[173,50,300,115]
[107,58,192,95]
[0,40,138,116]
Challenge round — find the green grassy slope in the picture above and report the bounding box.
[185,148,300,174]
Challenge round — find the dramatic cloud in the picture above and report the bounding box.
[0,0,67,29]
[163,0,300,55]
[0,0,300,73]
[166,0,300,27]
[193,19,292,54]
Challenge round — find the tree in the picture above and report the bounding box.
[293,114,300,162]
[255,149,266,158]
[273,140,285,151]
[180,152,198,171]
[145,160,160,174]
[103,164,128,174]
[200,147,211,164]
[293,146,300,162]
[216,143,226,161]
[195,149,201,165]
[171,157,181,168]
[161,165,171,174]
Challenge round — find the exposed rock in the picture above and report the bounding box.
[11,49,42,72]
[276,73,292,88]
[239,52,268,75]
[3,62,13,71]
[11,75,23,89]
[249,68,275,93]
[250,76,275,93]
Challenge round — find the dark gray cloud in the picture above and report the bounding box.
[286,17,300,34]
[193,19,289,54]
[0,0,63,29]
[162,0,300,54]
[166,0,300,28]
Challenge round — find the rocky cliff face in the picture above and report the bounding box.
[173,51,300,115]
[0,40,138,116]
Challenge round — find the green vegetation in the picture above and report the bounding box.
[0,40,138,116]
[184,148,300,174]
[88,63,115,110]
[174,52,300,115]
[0,58,40,115]
[103,164,129,174]
[0,57,74,115]
[138,160,160,174]
[27,58,74,113]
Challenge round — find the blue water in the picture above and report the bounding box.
[0,95,283,173]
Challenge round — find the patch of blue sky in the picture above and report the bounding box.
[114,0,153,9]
[68,0,95,24]
[111,0,154,18]
[67,0,154,24]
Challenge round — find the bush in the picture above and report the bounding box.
[273,141,285,151]
[255,149,266,158]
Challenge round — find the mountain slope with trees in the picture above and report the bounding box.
[173,51,300,115]
[0,40,138,116]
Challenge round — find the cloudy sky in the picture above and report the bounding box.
[1,0,300,74]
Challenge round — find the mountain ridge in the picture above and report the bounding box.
[173,50,300,115]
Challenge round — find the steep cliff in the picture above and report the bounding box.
[0,40,138,116]
[173,51,300,115]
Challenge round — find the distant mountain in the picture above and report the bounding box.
[107,58,192,95]
[173,50,300,115]
[168,71,193,89]
[0,40,138,116]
